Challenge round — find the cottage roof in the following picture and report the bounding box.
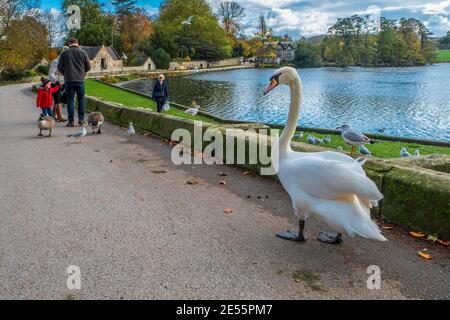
[80,46,122,61]
[125,57,151,67]
[106,47,122,61]
[81,46,102,60]
[277,41,296,49]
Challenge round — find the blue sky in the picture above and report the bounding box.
[42,0,450,37]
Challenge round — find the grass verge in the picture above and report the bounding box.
[437,49,450,63]
[85,79,220,124]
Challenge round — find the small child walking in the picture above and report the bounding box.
[36,79,59,118]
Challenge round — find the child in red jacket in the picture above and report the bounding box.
[36,79,59,117]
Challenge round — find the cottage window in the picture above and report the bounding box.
[101,58,107,70]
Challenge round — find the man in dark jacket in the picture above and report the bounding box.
[57,38,91,127]
[152,74,169,113]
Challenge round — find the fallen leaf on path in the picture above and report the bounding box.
[186,178,202,185]
[381,225,393,230]
[219,180,227,185]
[417,251,432,260]
[437,239,450,247]
[218,172,228,177]
[242,171,252,176]
[410,231,426,238]
[427,235,439,242]
[223,208,233,214]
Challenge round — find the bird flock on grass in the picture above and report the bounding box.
[288,125,423,159]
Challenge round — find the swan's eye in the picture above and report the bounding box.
[270,73,281,82]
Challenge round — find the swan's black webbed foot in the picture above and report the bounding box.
[276,230,308,242]
[317,231,342,244]
[276,219,308,242]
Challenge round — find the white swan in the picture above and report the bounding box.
[264,67,386,243]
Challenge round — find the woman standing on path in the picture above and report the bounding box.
[152,74,169,113]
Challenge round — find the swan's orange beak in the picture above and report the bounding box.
[264,78,278,95]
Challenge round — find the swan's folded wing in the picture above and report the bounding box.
[287,158,383,201]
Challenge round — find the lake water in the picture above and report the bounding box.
[120,65,450,142]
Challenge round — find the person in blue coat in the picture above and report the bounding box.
[152,74,169,113]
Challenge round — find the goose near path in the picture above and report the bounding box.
[37,116,56,137]
[263,67,386,244]
[337,124,377,155]
[87,111,104,134]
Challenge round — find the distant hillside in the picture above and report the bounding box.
[305,35,327,44]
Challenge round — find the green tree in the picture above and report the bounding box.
[0,16,48,71]
[439,31,450,49]
[377,18,409,66]
[323,15,435,67]
[151,0,231,60]
[62,0,115,46]
[152,47,171,69]
[293,40,322,67]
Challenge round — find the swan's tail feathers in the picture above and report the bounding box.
[350,226,388,241]
[351,198,387,241]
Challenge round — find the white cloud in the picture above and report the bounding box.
[207,0,450,37]
[422,0,450,14]
[267,8,331,36]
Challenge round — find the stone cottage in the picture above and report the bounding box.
[81,45,123,73]
[123,57,156,72]
[261,37,296,64]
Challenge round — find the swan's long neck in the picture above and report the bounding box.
[279,75,302,155]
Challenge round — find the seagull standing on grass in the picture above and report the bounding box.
[400,147,411,158]
[126,122,136,143]
[293,131,304,139]
[337,124,377,155]
[185,105,200,117]
[307,134,316,144]
[413,150,420,157]
[321,135,331,143]
[68,124,87,143]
